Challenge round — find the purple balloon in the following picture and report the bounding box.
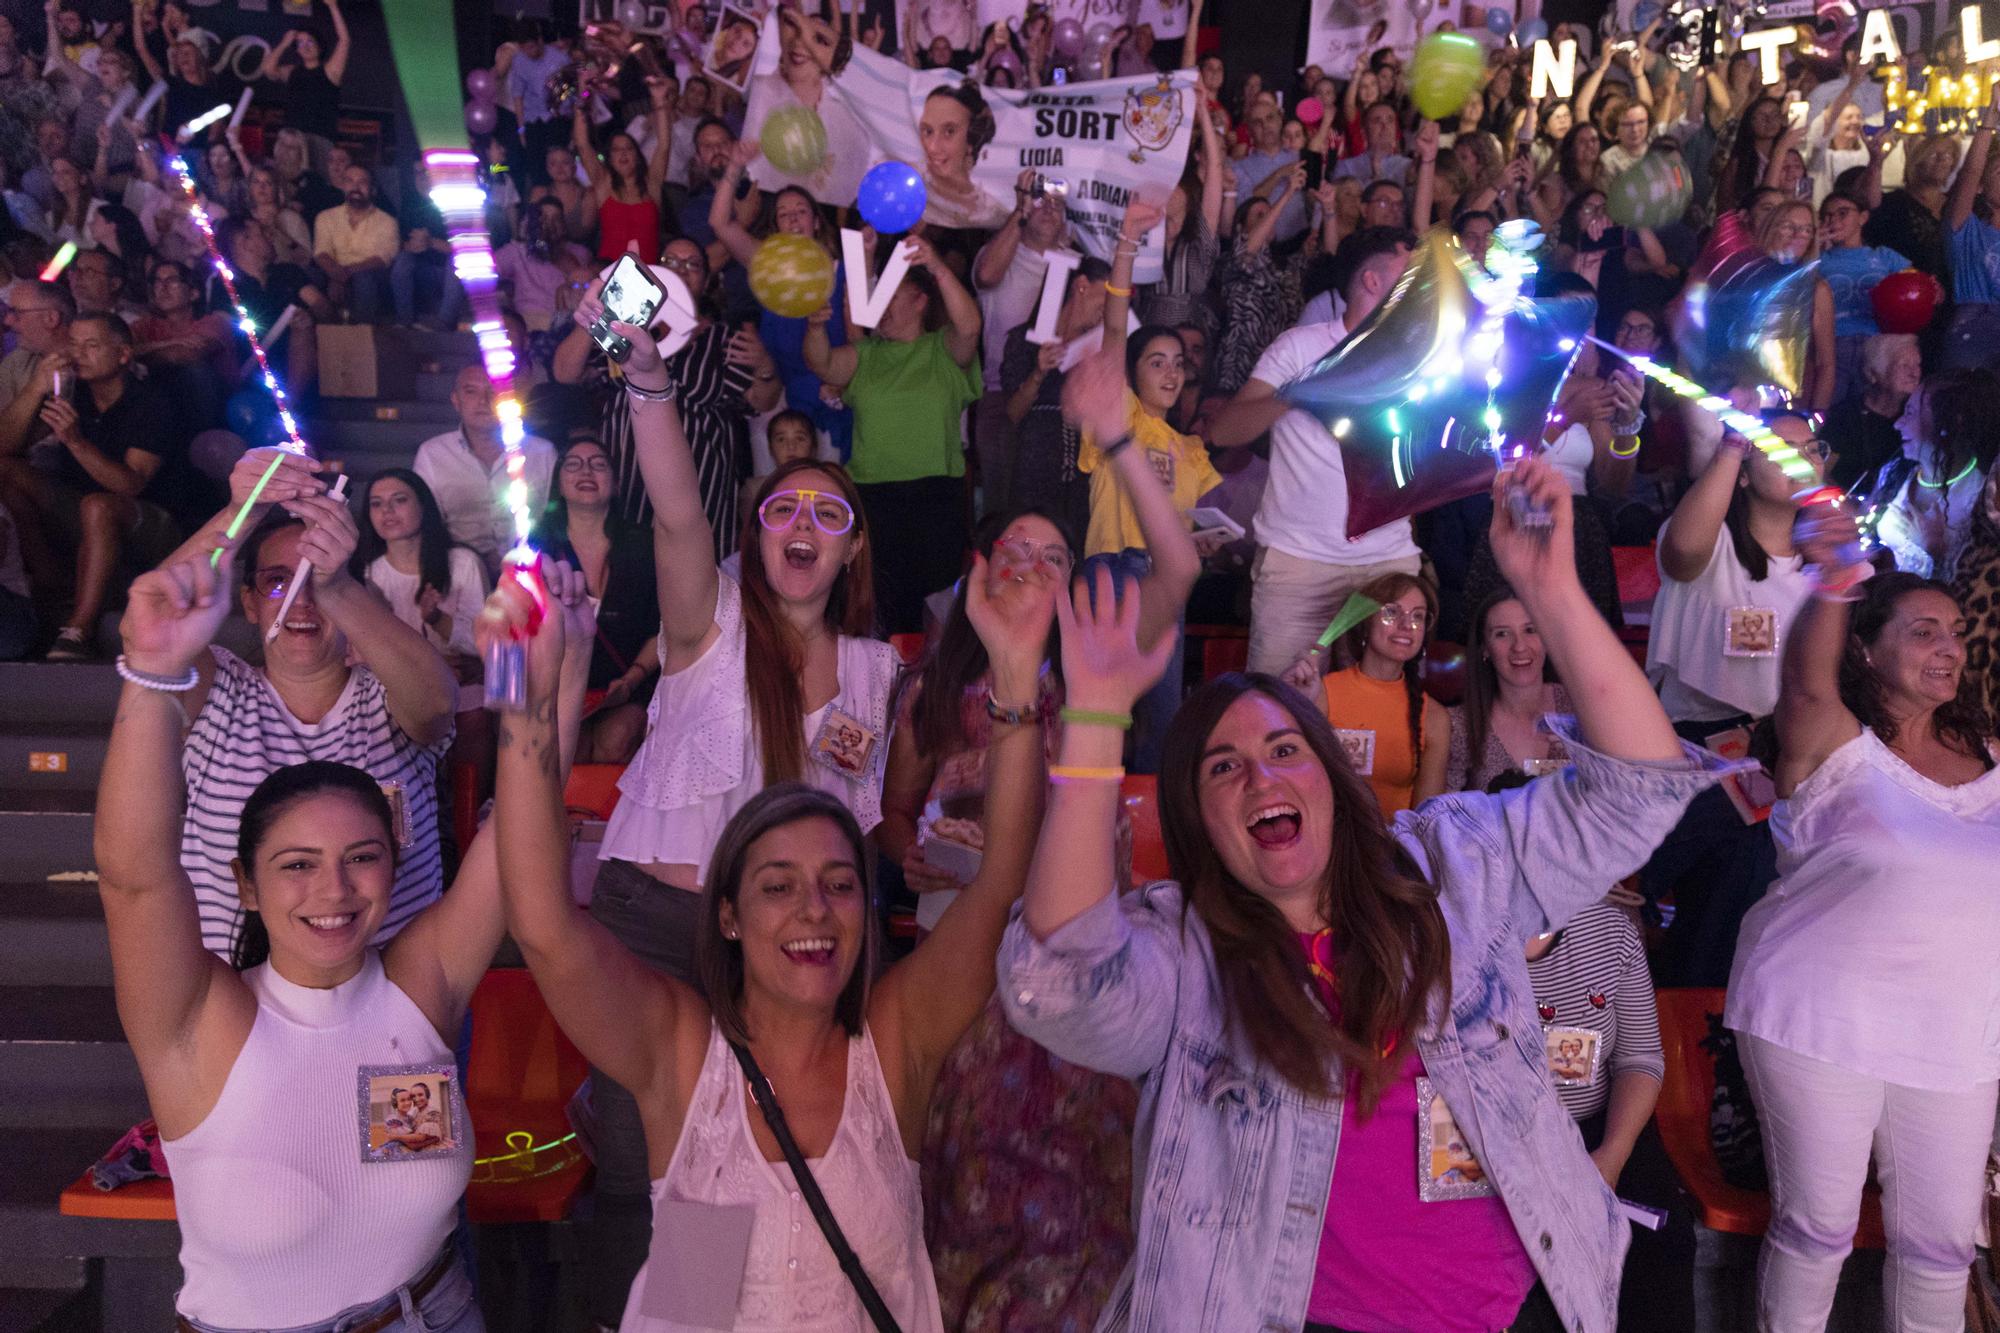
[988,49,1023,78]
[465,98,498,136]
[466,67,496,102]
[1086,21,1114,48]
[857,160,927,234]
[188,429,247,481]
[1052,16,1084,56]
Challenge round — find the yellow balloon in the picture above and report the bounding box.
[749,234,836,319]
[1411,32,1484,122]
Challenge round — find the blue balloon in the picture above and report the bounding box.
[1484,6,1513,36]
[1632,0,1662,31]
[857,160,927,235]
[1517,17,1549,45]
[224,388,271,440]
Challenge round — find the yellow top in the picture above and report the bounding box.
[1077,391,1222,558]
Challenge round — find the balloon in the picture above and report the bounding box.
[1668,211,1819,401]
[189,429,247,482]
[1632,0,1663,29]
[750,234,837,318]
[1297,97,1323,125]
[1411,32,1485,121]
[223,389,271,441]
[1517,17,1549,45]
[1423,641,1469,706]
[1052,16,1084,55]
[1085,22,1114,51]
[1281,229,1597,539]
[857,160,926,233]
[465,98,498,136]
[761,104,829,176]
[618,0,649,26]
[986,49,1023,82]
[466,68,496,103]
[1484,6,1513,36]
[1605,153,1692,229]
[1870,269,1944,335]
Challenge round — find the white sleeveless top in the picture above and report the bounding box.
[602,574,900,881]
[1645,525,1812,723]
[620,1023,944,1333]
[161,951,470,1327]
[1727,729,2000,1090]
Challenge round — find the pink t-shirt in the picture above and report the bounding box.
[1299,931,1537,1332]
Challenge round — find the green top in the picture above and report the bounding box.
[844,331,980,485]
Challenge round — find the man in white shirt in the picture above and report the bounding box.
[971,174,1069,514]
[1208,227,1421,675]
[412,364,555,574]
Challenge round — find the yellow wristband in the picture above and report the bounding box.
[1048,765,1126,784]
[1103,283,1132,298]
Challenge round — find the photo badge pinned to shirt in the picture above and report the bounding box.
[1721,605,1778,658]
[1336,728,1376,777]
[1416,1076,1496,1202]
[1543,1026,1603,1088]
[810,705,879,780]
[357,1063,465,1164]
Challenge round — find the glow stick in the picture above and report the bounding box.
[39,241,76,281]
[229,86,253,131]
[105,84,136,129]
[265,474,348,642]
[177,102,232,144]
[1588,340,1818,486]
[134,80,167,125]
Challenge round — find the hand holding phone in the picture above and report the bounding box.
[589,254,668,364]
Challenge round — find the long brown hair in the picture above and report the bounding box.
[1159,675,1452,1116]
[696,783,878,1044]
[1340,571,1438,774]
[1839,572,1995,766]
[739,459,875,783]
[1460,586,1553,788]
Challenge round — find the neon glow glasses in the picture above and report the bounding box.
[758,488,855,535]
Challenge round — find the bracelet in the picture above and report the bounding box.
[1049,764,1126,783]
[984,693,1043,726]
[1608,433,1641,458]
[1059,706,1133,729]
[115,653,200,692]
[625,377,678,402]
[1103,282,1133,298]
[1099,430,1134,461]
[1810,561,1873,602]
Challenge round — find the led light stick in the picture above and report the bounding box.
[177,101,232,144]
[160,145,316,566]
[38,241,76,281]
[265,473,348,642]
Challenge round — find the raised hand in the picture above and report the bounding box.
[965,550,1060,685]
[1061,345,1129,447]
[1488,455,1576,594]
[228,446,325,510]
[476,556,583,706]
[1053,566,1177,715]
[122,545,236,677]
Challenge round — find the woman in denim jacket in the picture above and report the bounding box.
[1000,453,1741,1333]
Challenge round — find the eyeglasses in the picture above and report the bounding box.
[560,455,612,473]
[253,567,293,599]
[658,254,704,275]
[758,487,854,535]
[1376,605,1430,630]
[1796,437,1833,462]
[990,534,1072,577]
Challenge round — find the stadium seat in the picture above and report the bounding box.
[463,968,592,1224]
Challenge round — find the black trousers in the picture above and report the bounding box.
[856,474,968,636]
[1579,1113,1699,1333]
[1305,1281,1565,1333]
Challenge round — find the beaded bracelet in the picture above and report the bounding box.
[115,654,200,692]
[1059,706,1132,730]
[985,694,1043,726]
[1099,431,1135,461]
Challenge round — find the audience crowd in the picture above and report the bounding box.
[16,1,2000,1331]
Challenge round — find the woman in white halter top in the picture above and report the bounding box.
[97,532,595,1333]
[493,444,1065,1330]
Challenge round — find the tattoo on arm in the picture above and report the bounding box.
[498,699,559,779]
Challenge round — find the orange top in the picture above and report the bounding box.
[1321,664,1420,818]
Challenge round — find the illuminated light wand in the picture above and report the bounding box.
[264,473,349,642]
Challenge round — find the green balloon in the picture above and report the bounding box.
[762,104,828,178]
[1411,33,1484,122]
[1605,154,1692,230]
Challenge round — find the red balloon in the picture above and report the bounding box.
[1870,268,1943,335]
[1422,641,1469,707]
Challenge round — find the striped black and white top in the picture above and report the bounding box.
[180,648,453,959]
[1525,902,1665,1120]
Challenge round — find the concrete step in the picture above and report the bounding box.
[303,413,438,463]
[0,882,109,987]
[0,664,121,729]
[0,789,95,879]
[311,396,459,425]
[0,724,108,792]
[0,1126,179,1265]
[0,985,146,1132]
[0,1281,89,1328]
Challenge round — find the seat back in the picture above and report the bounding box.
[466,968,589,1117]
[1121,773,1171,882]
[1654,986,1726,1126]
[564,762,626,821]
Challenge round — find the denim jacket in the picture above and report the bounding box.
[998,720,1742,1333]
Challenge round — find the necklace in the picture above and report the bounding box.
[1917,459,1978,490]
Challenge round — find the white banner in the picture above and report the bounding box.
[743,18,1196,280]
[904,0,1185,49]
[1305,1,1540,79]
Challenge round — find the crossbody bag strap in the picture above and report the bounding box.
[729,1042,904,1333]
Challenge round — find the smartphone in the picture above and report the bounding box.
[1303,150,1324,193]
[48,369,61,399]
[1786,98,1808,132]
[592,254,667,364]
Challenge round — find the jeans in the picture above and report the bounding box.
[0,584,34,659]
[578,858,703,1327]
[179,1252,482,1332]
[1739,1032,1998,1333]
[1079,548,1180,775]
[390,250,469,328]
[347,268,391,325]
[1247,546,1422,677]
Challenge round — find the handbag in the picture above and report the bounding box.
[729,1042,904,1333]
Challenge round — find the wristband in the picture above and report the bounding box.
[1608,433,1641,459]
[1103,282,1132,298]
[984,693,1043,725]
[1099,430,1135,461]
[1809,560,1873,602]
[625,377,678,402]
[1059,706,1133,730]
[1049,764,1126,783]
[116,654,200,692]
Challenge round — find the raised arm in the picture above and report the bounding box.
[324,0,351,84]
[1774,503,1864,788]
[493,561,698,1112]
[573,106,609,197]
[1409,118,1438,230]
[802,300,859,387]
[1196,90,1225,237]
[131,0,165,84]
[1948,94,1998,232]
[908,233,980,366]
[1657,427,1746,582]
[1575,41,1611,123]
[1179,0,1204,69]
[645,86,676,197]
[709,141,762,268]
[98,547,256,1136]
[1859,127,1892,210]
[258,29,297,81]
[877,556,1050,1086]
[1101,197,1160,365]
[1239,163,1299,257]
[386,559,595,1037]
[973,170,1035,290]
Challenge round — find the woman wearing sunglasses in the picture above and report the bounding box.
[558,272,904,1324]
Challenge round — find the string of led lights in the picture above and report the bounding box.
[1588,340,1819,487]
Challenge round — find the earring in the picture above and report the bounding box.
[723,926,739,940]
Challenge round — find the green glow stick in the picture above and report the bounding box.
[209,450,286,567]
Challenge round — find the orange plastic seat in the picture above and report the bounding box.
[59,1172,176,1222]
[465,968,592,1224]
[890,632,926,666]
[564,762,626,822]
[1186,624,1248,683]
[1654,988,1882,1248]
[1121,773,1171,883]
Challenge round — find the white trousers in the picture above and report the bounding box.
[1739,1032,1997,1333]
[1246,547,1421,676]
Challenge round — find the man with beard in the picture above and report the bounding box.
[311,164,398,323]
